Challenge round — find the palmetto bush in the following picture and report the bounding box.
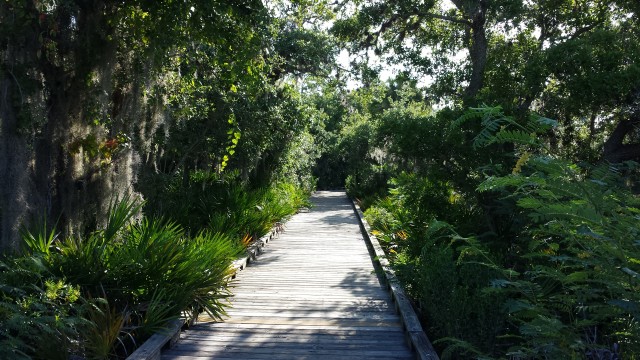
[144,170,305,244]
[12,196,241,359]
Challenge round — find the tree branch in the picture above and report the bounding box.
[420,12,471,26]
[603,114,640,163]
[568,22,601,40]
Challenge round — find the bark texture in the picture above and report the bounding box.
[0,2,144,251]
[602,115,640,163]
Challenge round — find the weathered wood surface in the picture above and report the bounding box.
[161,191,415,360]
[129,319,184,360]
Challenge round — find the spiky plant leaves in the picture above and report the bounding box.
[177,231,240,321]
[54,233,110,287]
[143,170,305,243]
[25,196,246,356]
[102,194,143,242]
[7,180,308,358]
[134,288,178,340]
[82,298,127,360]
[20,217,58,257]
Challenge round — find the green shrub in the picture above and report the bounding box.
[453,106,640,358]
[365,106,640,359]
[143,171,306,242]
[0,255,89,360]
[475,157,640,358]
[6,181,306,359]
[366,205,509,357]
[15,197,242,358]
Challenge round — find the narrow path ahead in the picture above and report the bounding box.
[161,191,415,359]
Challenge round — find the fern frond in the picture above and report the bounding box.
[493,129,537,146]
[451,105,497,129]
[478,175,526,192]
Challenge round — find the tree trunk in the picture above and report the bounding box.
[465,4,488,99]
[0,74,37,252]
[602,115,640,163]
[0,1,136,250]
[452,0,488,100]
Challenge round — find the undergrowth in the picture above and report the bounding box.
[365,106,640,359]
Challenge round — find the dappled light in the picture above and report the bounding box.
[1,0,640,359]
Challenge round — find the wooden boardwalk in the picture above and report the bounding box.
[161,191,415,360]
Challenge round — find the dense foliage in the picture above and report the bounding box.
[363,107,640,358]
[1,0,323,358]
[2,197,239,359]
[3,0,640,359]
[0,0,328,250]
[306,1,640,358]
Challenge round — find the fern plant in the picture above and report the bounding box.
[368,106,640,359]
[467,106,640,358]
[452,105,557,150]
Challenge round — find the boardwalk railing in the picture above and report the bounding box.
[351,199,440,360]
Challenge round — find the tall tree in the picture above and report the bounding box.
[331,0,640,162]
[332,0,498,101]
[0,0,267,251]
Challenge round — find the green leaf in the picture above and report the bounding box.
[608,299,639,315]
[564,271,589,283]
[517,197,543,209]
[621,267,640,281]
[505,299,534,314]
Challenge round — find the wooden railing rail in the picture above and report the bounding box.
[351,199,440,360]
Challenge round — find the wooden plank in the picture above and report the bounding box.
[174,340,411,351]
[182,323,405,331]
[177,333,407,343]
[198,316,402,327]
[183,326,406,336]
[128,319,183,360]
[227,298,392,306]
[223,310,400,319]
[163,354,413,360]
[168,346,414,358]
[409,331,441,360]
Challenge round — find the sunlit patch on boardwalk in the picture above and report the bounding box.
[161,191,415,360]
